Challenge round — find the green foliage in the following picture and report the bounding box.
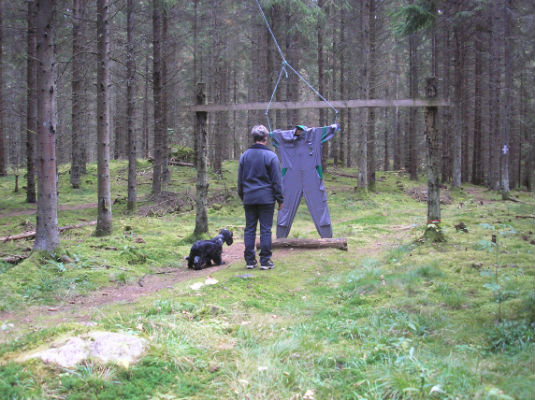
[0,362,39,399]
[58,358,191,400]
[0,164,534,399]
[487,320,535,353]
[391,0,437,36]
[169,145,194,163]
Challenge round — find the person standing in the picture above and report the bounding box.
[238,125,284,270]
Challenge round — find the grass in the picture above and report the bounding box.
[0,160,534,399]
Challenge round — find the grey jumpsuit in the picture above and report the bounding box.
[270,124,338,238]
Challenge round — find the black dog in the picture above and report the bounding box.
[186,229,233,270]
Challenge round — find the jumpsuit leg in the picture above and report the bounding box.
[276,169,304,238]
[257,203,275,264]
[243,204,259,264]
[303,169,333,238]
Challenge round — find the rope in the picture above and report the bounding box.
[265,62,288,132]
[252,0,338,130]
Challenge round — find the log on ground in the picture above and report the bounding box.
[1,220,97,242]
[256,238,348,251]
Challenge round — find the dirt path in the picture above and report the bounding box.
[0,242,306,340]
[0,233,394,342]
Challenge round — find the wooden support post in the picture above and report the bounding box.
[194,82,209,235]
[424,77,445,242]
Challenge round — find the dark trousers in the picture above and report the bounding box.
[243,203,275,264]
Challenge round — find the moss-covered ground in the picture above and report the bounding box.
[0,160,534,399]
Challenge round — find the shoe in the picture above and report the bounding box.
[246,261,257,269]
[260,260,275,270]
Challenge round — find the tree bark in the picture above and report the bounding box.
[0,0,5,176]
[424,77,444,242]
[318,0,328,170]
[126,0,136,213]
[258,237,348,251]
[26,0,37,202]
[161,7,170,183]
[142,53,149,159]
[408,31,418,181]
[451,12,463,188]
[501,0,511,199]
[151,0,163,195]
[339,5,347,168]
[211,0,223,175]
[367,0,377,189]
[34,0,59,251]
[488,3,501,190]
[393,45,401,170]
[95,0,113,236]
[440,23,451,182]
[70,0,85,189]
[194,83,209,235]
[472,20,483,185]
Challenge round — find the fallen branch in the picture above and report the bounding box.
[327,169,357,179]
[0,254,29,264]
[168,160,194,167]
[0,220,97,243]
[257,237,348,251]
[515,215,535,219]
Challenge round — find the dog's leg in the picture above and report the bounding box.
[187,252,195,268]
[213,250,223,265]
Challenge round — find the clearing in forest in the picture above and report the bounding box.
[0,160,534,399]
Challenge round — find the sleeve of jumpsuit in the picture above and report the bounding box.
[319,124,339,143]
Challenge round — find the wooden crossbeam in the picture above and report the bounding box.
[186,98,449,112]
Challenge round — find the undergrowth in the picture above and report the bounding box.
[0,161,534,399]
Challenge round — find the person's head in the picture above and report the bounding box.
[250,125,269,143]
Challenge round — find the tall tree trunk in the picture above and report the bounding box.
[367,0,377,189]
[142,53,149,159]
[318,0,328,169]
[383,98,389,171]
[451,15,463,188]
[26,0,37,202]
[520,73,531,191]
[424,77,443,241]
[472,22,483,185]
[408,31,418,181]
[0,0,5,176]
[339,5,347,168]
[126,0,136,212]
[70,0,85,188]
[161,7,170,183]
[211,0,223,175]
[501,0,511,199]
[393,45,401,170]
[357,2,367,190]
[194,83,208,235]
[440,23,451,182]
[151,0,163,195]
[95,0,112,236]
[34,0,59,251]
[488,4,501,190]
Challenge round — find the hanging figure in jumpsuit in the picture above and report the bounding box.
[270,123,339,239]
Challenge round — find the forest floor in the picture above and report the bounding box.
[0,159,534,400]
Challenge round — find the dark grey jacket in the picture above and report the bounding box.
[238,144,284,205]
